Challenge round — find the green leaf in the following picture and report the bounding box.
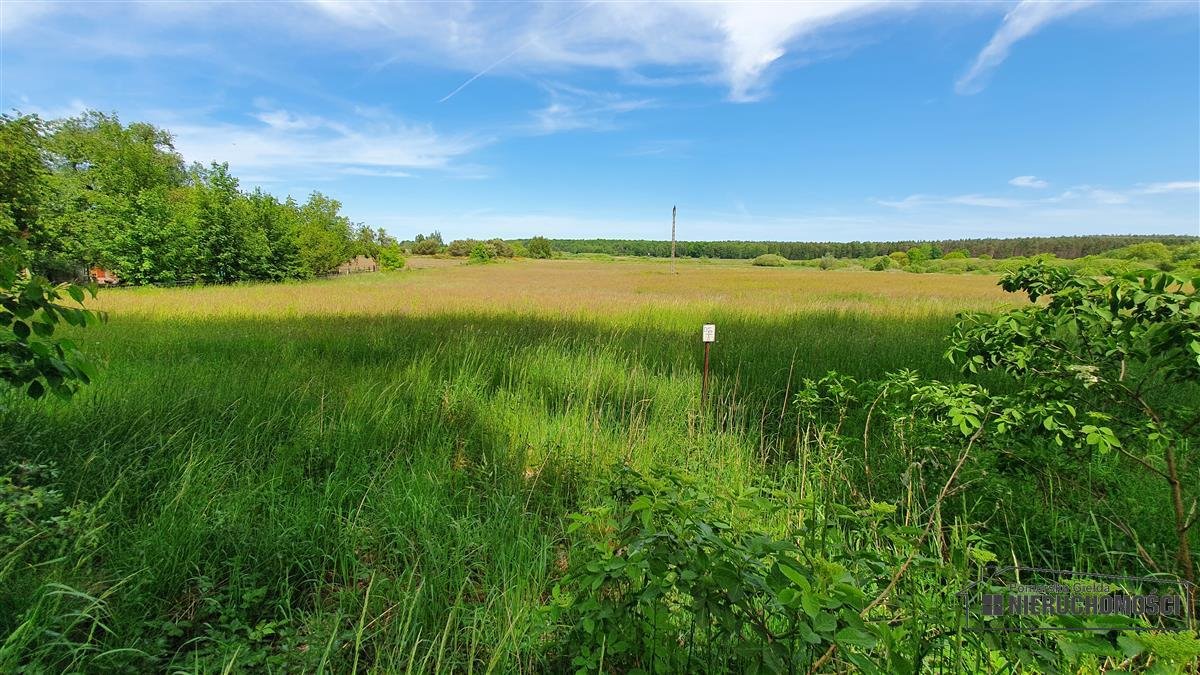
[835,626,877,649]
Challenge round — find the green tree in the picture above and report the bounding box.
[526,236,553,259]
[378,243,406,270]
[296,192,352,276]
[948,263,1200,588]
[411,231,443,255]
[0,115,48,241]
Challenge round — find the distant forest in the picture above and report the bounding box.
[547,235,1198,261]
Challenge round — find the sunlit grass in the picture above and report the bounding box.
[1,258,1041,671]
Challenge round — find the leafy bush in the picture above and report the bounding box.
[468,242,496,264]
[487,238,515,258]
[546,466,887,673]
[947,263,1200,587]
[377,243,406,270]
[526,236,553,259]
[751,254,788,267]
[818,253,836,270]
[2,234,102,399]
[411,231,443,255]
[1109,242,1173,262]
[888,251,908,266]
[446,239,480,257]
[943,250,967,259]
[867,256,893,271]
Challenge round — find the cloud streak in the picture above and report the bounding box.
[309,1,908,103]
[957,0,1094,95]
[168,108,483,178]
[1009,175,1048,189]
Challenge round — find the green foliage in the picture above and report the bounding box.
[1,235,102,399]
[0,461,97,568]
[547,466,883,673]
[468,242,497,264]
[751,253,788,267]
[411,230,444,255]
[906,245,931,263]
[377,243,406,271]
[947,263,1199,583]
[868,255,894,271]
[0,115,48,240]
[4,110,379,285]
[487,238,515,258]
[818,253,837,270]
[546,235,1195,261]
[446,239,479,257]
[526,236,553,259]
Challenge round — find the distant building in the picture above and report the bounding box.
[335,255,379,275]
[90,266,120,285]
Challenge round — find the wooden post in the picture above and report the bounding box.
[671,205,677,275]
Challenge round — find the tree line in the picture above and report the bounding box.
[1,111,404,285]
[547,235,1197,261]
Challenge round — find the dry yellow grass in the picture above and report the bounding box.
[91,257,1019,320]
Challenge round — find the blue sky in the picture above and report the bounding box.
[2,1,1198,242]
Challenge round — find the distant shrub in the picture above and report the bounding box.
[943,251,967,260]
[527,236,553,259]
[1171,242,1200,262]
[447,239,480,257]
[509,241,529,258]
[468,243,496,264]
[751,253,788,267]
[378,243,406,270]
[868,255,893,271]
[411,231,443,255]
[889,251,909,266]
[818,253,836,270]
[487,239,515,258]
[1109,242,1172,261]
[928,258,969,274]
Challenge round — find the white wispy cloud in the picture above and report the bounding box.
[875,193,1026,210]
[168,108,483,177]
[1009,175,1049,189]
[957,0,1094,95]
[1057,185,1129,205]
[530,83,655,134]
[308,1,909,103]
[11,1,1186,104]
[1138,181,1200,194]
[879,177,1199,212]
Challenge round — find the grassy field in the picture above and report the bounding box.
[0,258,1183,671]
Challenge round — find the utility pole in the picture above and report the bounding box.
[671,205,677,274]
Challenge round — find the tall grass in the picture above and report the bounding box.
[0,260,1178,670]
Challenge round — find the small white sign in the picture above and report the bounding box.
[702,324,716,343]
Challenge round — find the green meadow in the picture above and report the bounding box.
[1,259,1193,672]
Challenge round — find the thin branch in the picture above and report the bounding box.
[808,414,988,674]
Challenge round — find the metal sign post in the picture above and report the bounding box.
[701,324,715,403]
